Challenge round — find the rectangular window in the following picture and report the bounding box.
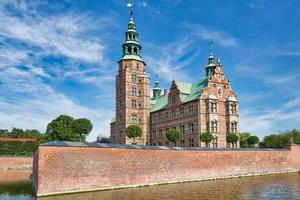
[213,137,218,148]
[131,87,137,96]
[188,105,193,115]
[158,142,162,146]
[180,107,185,117]
[172,110,176,118]
[159,129,163,138]
[131,115,137,123]
[211,102,217,113]
[189,123,194,134]
[165,141,169,146]
[131,74,137,83]
[171,96,176,104]
[181,140,185,147]
[189,139,194,147]
[180,125,185,135]
[231,122,237,133]
[230,104,237,115]
[164,112,168,120]
[152,130,156,139]
[211,121,218,133]
[132,100,137,108]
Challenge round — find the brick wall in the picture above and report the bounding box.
[33,144,300,197]
[0,156,32,170]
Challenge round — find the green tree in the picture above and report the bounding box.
[239,132,250,148]
[125,125,142,145]
[0,129,9,138]
[200,132,214,147]
[72,118,93,142]
[247,136,259,147]
[226,133,239,148]
[260,134,287,148]
[166,129,181,146]
[289,129,300,144]
[11,128,24,138]
[46,115,79,142]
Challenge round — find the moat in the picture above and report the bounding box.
[1,171,300,200]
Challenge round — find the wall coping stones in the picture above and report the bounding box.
[39,141,293,152]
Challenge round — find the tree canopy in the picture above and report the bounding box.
[247,136,259,147]
[45,115,93,142]
[125,125,142,144]
[200,132,213,147]
[0,128,43,140]
[226,133,239,147]
[166,129,181,146]
[72,118,93,142]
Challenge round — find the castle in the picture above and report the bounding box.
[110,6,239,148]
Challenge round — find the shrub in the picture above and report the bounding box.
[166,129,181,146]
[200,132,214,147]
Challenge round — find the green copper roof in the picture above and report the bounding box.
[121,54,143,62]
[175,82,193,94]
[150,95,168,112]
[150,77,209,113]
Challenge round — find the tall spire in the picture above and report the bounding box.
[121,0,143,62]
[205,39,216,77]
[208,39,215,65]
[153,74,162,99]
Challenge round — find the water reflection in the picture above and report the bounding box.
[0,170,32,200]
[39,173,300,200]
[0,170,299,200]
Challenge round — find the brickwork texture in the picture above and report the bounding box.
[33,145,300,197]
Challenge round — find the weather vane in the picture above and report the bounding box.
[127,0,134,17]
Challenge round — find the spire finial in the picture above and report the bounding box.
[209,38,214,56]
[127,0,134,18]
[217,56,221,64]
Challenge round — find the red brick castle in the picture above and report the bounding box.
[110,4,239,148]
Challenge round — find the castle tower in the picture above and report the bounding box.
[111,2,150,145]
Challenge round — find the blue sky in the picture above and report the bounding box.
[0,0,300,141]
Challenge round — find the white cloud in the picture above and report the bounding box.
[0,0,115,64]
[240,97,300,139]
[184,24,238,47]
[144,37,199,82]
[137,1,149,8]
[0,0,116,141]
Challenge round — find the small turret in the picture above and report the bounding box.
[205,39,216,77]
[153,75,162,99]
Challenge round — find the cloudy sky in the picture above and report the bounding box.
[0,0,300,141]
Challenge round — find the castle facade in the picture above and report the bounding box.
[110,10,239,148]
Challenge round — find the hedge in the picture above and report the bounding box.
[0,141,39,156]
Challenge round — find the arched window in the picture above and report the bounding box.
[134,47,137,54]
[128,47,132,53]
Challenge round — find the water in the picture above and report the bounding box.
[1,171,300,200]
